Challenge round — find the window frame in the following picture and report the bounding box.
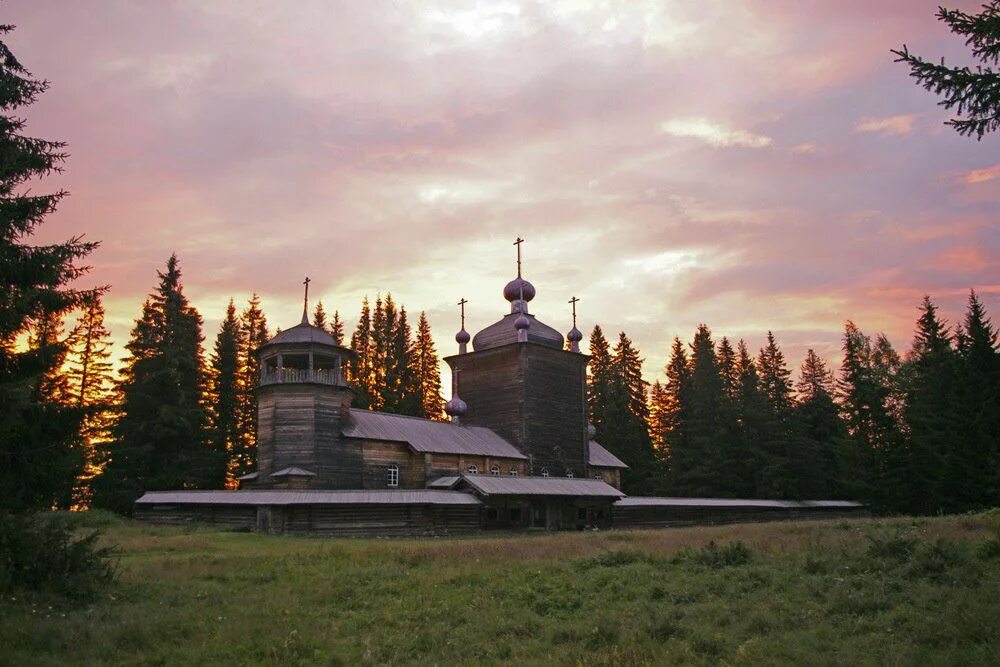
[467,464,479,475]
[490,465,500,476]
[541,468,549,478]
[387,463,399,488]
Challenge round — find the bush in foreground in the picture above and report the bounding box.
[0,512,116,599]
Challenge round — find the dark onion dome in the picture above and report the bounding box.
[514,313,530,331]
[587,423,596,439]
[444,395,468,417]
[472,312,564,351]
[503,276,536,303]
[567,326,583,343]
[455,328,471,344]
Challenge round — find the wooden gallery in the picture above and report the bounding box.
[136,247,863,535]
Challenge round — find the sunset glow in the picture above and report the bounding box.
[6,0,997,380]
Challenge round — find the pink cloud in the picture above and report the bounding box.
[854,114,918,136]
[959,163,1000,184]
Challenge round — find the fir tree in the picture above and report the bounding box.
[898,297,960,514]
[659,337,690,474]
[388,305,420,415]
[0,27,100,512]
[586,325,614,433]
[602,332,657,494]
[955,290,1000,507]
[756,332,795,497]
[716,336,739,402]
[791,350,849,499]
[412,311,444,420]
[208,300,244,488]
[312,301,328,330]
[349,297,374,408]
[893,2,1000,139]
[648,380,670,457]
[94,255,212,514]
[64,297,115,507]
[735,339,767,497]
[234,293,268,479]
[330,310,345,345]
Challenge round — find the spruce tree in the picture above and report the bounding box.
[955,290,1000,507]
[792,350,850,499]
[208,300,244,488]
[94,255,211,513]
[388,305,420,415]
[586,325,614,433]
[349,297,374,408]
[735,339,768,497]
[756,331,795,497]
[64,297,115,507]
[312,301,328,330]
[602,332,657,494]
[234,293,268,479]
[330,310,345,345]
[648,380,670,459]
[660,337,690,485]
[893,2,1000,139]
[412,311,444,420]
[898,297,960,514]
[0,27,100,512]
[716,336,739,401]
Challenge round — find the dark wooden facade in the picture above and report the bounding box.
[446,342,590,477]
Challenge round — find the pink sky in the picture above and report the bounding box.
[7,1,999,384]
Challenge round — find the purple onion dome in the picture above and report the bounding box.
[444,396,468,417]
[567,326,583,342]
[503,277,536,302]
[514,314,531,330]
[455,328,471,344]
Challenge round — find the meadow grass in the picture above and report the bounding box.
[1,513,998,665]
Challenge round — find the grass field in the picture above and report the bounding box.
[2,512,999,666]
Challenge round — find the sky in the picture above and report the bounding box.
[7,0,999,386]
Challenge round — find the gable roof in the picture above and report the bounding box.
[459,475,624,498]
[270,467,317,478]
[588,441,628,469]
[342,408,527,460]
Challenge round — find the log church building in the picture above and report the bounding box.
[136,241,863,536]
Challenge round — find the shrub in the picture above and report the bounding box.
[693,540,753,568]
[0,511,116,599]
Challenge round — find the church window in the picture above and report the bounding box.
[566,470,574,478]
[490,465,500,476]
[467,464,479,475]
[509,468,518,476]
[541,468,549,477]
[387,464,399,488]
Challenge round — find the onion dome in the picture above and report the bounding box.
[587,423,597,439]
[567,326,583,343]
[503,277,536,303]
[514,313,530,330]
[444,395,468,417]
[455,328,471,345]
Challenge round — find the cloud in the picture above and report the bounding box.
[854,114,918,136]
[659,117,773,148]
[958,163,1000,185]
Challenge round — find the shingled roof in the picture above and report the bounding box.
[342,408,528,459]
[459,475,624,498]
[136,490,481,506]
[588,441,628,469]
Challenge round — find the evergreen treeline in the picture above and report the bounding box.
[589,293,1000,514]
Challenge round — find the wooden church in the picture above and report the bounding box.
[135,240,863,536]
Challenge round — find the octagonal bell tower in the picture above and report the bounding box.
[250,280,359,489]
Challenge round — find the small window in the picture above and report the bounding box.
[541,468,549,478]
[490,465,500,476]
[509,468,518,476]
[387,464,399,488]
[566,470,574,478]
[467,464,478,475]
[594,473,603,480]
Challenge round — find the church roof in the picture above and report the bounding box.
[261,322,351,350]
[588,441,629,469]
[342,408,528,459]
[459,475,624,498]
[136,490,481,506]
[472,312,564,351]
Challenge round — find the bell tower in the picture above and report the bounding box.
[249,279,359,489]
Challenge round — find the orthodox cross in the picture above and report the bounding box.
[513,237,524,277]
[569,296,579,327]
[302,276,311,323]
[457,297,468,329]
